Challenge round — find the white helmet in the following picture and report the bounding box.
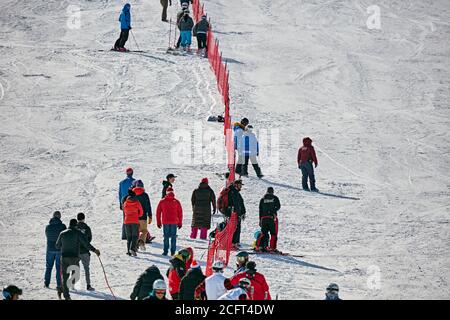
[181,3,189,9]
[238,278,251,289]
[153,279,167,291]
[246,125,253,132]
[326,283,339,292]
[212,260,225,271]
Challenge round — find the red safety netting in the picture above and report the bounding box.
[205,212,238,276]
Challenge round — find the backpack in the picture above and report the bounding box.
[217,186,231,214]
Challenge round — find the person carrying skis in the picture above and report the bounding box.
[233,118,249,176]
[179,260,206,300]
[156,187,183,256]
[143,279,168,300]
[44,211,66,295]
[255,187,281,252]
[114,3,132,52]
[160,0,172,22]
[240,125,263,178]
[297,137,318,191]
[132,179,153,251]
[55,219,100,300]
[234,251,249,274]
[193,15,209,57]
[167,248,191,300]
[178,9,194,52]
[123,189,144,256]
[230,261,271,300]
[130,265,164,300]
[217,278,250,300]
[191,177,216,240]
[76,212,95,291]
[325,283,342,300]
[162,173,176,199]
[119,167,135,240]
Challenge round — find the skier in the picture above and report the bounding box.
[160,0,172,22]
[119,167,135,240]
[193,15,209,57]
[55,219,100,300]
[156,187,183,256]
[123,189,144,256]
[113,3,132,52]
[143,279,168,300]
[255,187,281,252]
[175,4,189,49]
[297,137,318,191]
[76,212,95,291]
[325,283,342,300]
[230,261,271,300]
[240,125,263,178]
[130,265,164,300]
[178,9,194,52]
[2,285,22,300]
[162,173,176,199]
[191,177,216,240]
[132,180,153,251]
[44,211,66,296]
[217,278,250,300]
[234,251,249,274]
[167,248,191,300]
[233,118,249,176]
[179,260,206,300]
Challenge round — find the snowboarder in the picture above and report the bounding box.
[235,251,249,274]
[191,177,216,240]
[255,187,281,252]
[156,187,183,256]
[143,279,168,300]
[217,278,250,300]
[162,173,176,199]
[233,118,249,176]
[2,285,22,300]
[119,167,135,240]
[175,4,189,48]
[76,212,95,291]
[55,219,100,300]
[132,180,153,251]
[325,283,342,300]
[130,265,164,300]
[113,3,132,52]
[167,248,191,300]
[179,260,206,300]
[123,189,144,256]
[160,0,172,22]
[178,9,194,52]
[230,261,271,300]
[297,137,318,191]
[239,125,263,178]
[193,15,209,57]
[44,211,66,296]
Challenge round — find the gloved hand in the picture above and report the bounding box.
[157,224,162,229]
[315,163,318,168]
[241,214,246,221]
[213,208,217,215]
[148,217,152,225]
[129,26,132,30]
[178,225,182,229]
[259,219,262,227]
[94,249,101,256]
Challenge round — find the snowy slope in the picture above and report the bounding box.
[0,0,449,300]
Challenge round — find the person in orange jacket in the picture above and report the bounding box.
[156,187,183,256]
[297,137,318,192]
[230,261,271,300]
[123,189,144,256]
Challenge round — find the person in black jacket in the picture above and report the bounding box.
[193,15,209,57]
[77,212,94,291]
[179,260,205,300]
[226,180,246,248]
[55,219,100,300]
[130,265,164,300]
[132,180,154,250]
[44,211,66,294]
[256,187,281,252]
[162,173,176,198]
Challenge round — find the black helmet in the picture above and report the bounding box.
[3,285,22,300]
[236,251,249,265]
[179,248,191,260]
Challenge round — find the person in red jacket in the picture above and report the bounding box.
[123,189,144,256]
[230,261,271,300]
[166,248,191,300]
[156,187,183,256]
[297,137,318,192]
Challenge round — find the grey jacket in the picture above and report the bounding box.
[193,19,209,35]
[178,15,194,31]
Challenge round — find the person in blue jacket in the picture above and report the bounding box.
[119,167,135,239]
[114,3,132,51]
[44,211,66,295]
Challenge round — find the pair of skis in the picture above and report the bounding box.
[192,246,304,258]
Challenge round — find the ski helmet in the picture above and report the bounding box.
[153,279,167,291]
[326,283,339,292]
[253,230,262,240]
[212,260,225,271]
[181,3,189,9]
[3,285,22,300]
[246,125,254,132]
[236,251,249,265]
[238,278,251,289]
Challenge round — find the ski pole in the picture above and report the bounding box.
[97,255,117,300]
[130,29,141,51]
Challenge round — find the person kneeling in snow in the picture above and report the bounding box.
[255,187,281,252]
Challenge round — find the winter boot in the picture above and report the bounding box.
[253,164,263,178]
[138,239,146,252]
[87,285,95,291]
[130,250,137,257]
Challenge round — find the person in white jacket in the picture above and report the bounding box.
[218,278,250,300]
[238,125,263,178]
[205,261,229,300]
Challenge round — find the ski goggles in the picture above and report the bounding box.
[154,289,166,295]
[236,256,248,263]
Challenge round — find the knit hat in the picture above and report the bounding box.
[133,179,144,188]
[69,219,78,228]
[53,211,61,219]
[201,177,209,184]
[77,212,85,221]
[191,260,200,269]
